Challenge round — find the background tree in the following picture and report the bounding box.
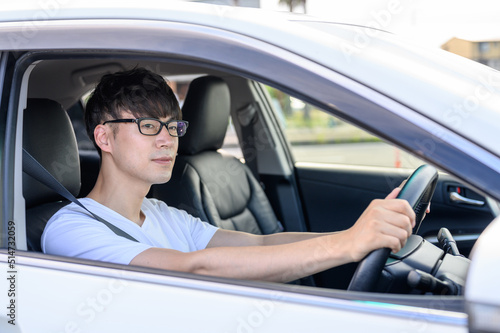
[278,0,310,121]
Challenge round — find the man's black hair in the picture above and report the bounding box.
[85,67,181,154]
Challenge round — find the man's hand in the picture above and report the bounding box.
[342,188,416,262]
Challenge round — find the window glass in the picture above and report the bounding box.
[266,86,424,168]
[479,42,490,53]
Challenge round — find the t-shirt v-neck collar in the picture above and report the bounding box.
[81,197,149,230]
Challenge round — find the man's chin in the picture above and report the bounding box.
[150,173,172,185]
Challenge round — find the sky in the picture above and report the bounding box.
[260,0,500,48]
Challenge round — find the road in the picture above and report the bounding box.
[291,142,425,169]
[223,141,425,169]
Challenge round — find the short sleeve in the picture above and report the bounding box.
[182,210,219,249]
[41,208,152,265]
[149,199,218,250]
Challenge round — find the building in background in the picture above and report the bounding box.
[442,37,500,70]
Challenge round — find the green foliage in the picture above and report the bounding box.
[284,108,381,145]
[266,85,380,145]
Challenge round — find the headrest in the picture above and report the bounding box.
[23,99,81,208]
[179,76,230,155]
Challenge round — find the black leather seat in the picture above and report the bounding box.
[152,76,282,235]
[23,98,81,251]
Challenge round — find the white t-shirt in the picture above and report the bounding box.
[41,198,218,265]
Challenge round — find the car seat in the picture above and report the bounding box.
[23,98,80,251]
[151,76,282,235]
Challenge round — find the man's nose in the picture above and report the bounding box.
[156,125,176,145]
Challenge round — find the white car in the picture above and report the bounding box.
[0,1,499,332]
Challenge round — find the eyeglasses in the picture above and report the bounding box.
[102,118,189,137]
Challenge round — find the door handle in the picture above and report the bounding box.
[450,192,485,206]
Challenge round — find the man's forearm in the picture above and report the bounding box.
[188,233,351,282]
[198,235,352,282]
[260,231,338,246]
[206,229,338,248]
[131,232,352,283]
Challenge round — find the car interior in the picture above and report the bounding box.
[152,75,283,235]
[12,52,496,308]
[20,56,311,263]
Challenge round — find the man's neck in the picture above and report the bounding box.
[86,171,150,226]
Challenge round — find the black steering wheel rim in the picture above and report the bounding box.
[347,164,438,292]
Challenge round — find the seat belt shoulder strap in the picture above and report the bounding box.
[23,148,138,242]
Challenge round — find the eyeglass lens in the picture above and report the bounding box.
[139,119,187,137]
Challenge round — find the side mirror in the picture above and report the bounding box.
[465,216,500,332]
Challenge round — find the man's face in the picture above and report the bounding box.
[105,111,179,187]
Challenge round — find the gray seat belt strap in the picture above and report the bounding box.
[22,148,139,242]
[237,102,260,182]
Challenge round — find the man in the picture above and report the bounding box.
[42,68,415,283]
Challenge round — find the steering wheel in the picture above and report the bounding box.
[347,164,438,292]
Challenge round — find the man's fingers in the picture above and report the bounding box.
[348,194,417,261]
[371,198,416,229]
[381,220,411,252]
[384,180,407,199]
[371,207,411,244]
[378,234,406,254]
[385,187,401,199]
[386,211,413,238]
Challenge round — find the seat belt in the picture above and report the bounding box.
[237,102,261,183]
[22,148,139,242]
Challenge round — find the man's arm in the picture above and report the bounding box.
[130,188,415,282]
[132,232,353,282]
[205,228,336,248]
[206,187,409,248]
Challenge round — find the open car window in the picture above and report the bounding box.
[265,85,425,169]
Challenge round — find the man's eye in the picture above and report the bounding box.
[142,123,156,129]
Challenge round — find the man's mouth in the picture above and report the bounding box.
[152,156,174,165]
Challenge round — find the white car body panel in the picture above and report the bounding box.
[0,254,467,333]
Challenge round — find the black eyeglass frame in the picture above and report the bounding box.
[102,118,189,137]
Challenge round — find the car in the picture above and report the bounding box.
[0,1,499,332]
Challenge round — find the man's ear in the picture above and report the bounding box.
[94,125,112,153]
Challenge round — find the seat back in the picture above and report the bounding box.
[23,98,81,251]
[151,76,281,234]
